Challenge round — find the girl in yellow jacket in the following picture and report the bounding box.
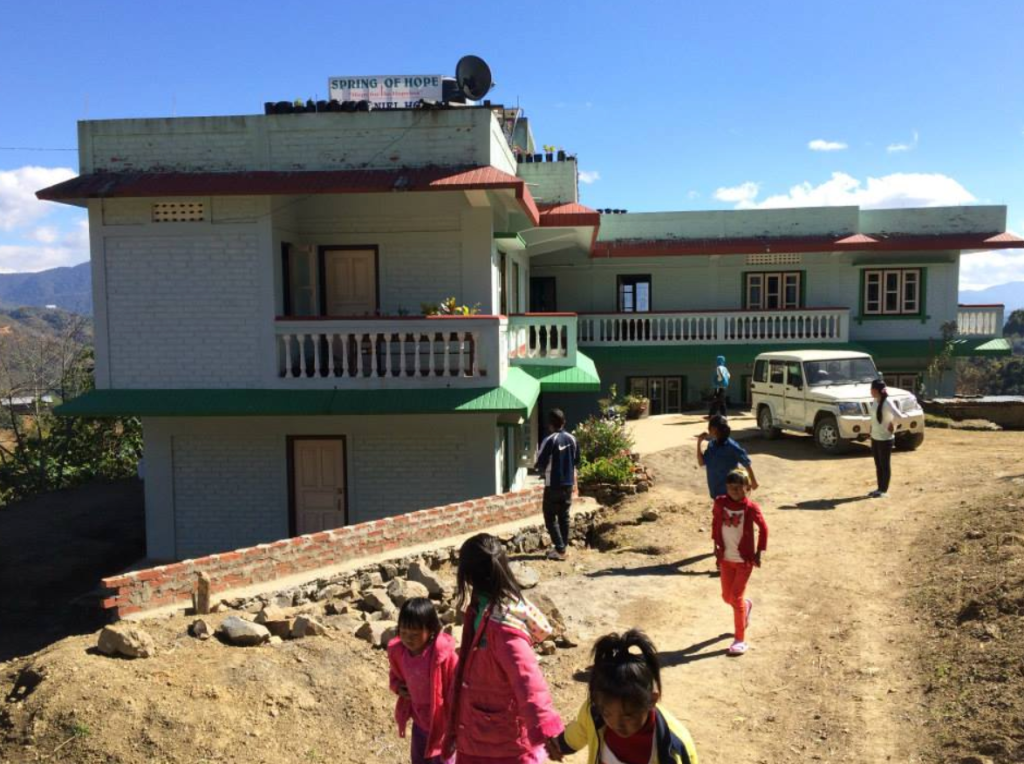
[545,629,699,764]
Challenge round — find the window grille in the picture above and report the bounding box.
[152,202,206,222]
[746,253,801,265]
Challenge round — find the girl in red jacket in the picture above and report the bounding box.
[388,597,459,764]
[712,468,769,657]
[445,533,565,764]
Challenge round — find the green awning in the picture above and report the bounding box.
[582,337,1012,366]
[55,370,541,418]
[518,351,602,392]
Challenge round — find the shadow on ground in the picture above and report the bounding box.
[586,552,717,579]
[0,479,145,661]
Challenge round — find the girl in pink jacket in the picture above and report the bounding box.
[444,533,565,764]
[388,597,459,764]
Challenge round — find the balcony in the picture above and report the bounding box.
[577,308,850,346]
[957,304,1004,338]
[275,313,579,388]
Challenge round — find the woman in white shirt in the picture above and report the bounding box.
[868,379,907,498]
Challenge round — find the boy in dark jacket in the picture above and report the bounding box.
[534,409,579,561]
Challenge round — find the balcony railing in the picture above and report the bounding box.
[578,308,850,346]
[275,316,504,388]
[957,304,1004,338]
[507,314,577,366]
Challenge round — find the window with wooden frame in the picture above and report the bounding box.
[863,268,921,316]
[617,275,652,313]
[744,271,802,310]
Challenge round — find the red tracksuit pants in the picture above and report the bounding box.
[719,560,754,641]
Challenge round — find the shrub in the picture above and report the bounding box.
[579,454,636,486]
[623,394,649,420]
[573,414,634,463]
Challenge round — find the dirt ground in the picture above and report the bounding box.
[1,421,1022,763]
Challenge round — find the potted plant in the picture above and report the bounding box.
[533,152,543,163]
[624,394,650,420]
[557,149,566,161]
[543,144,556,162]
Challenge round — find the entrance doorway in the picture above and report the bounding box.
[529,277,557,312]
[322,248,377,315]
[289,438,347,535]
[628,376,685,415]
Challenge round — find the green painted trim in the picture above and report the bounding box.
[518,351,602,392]
[494,232,527,251]
[55,372,542,418]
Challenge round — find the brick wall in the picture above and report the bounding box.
[101,486,546,617]
[516,160,579,206]
[380,241,463,314]
[104,233,263,388]
[172,435,286,558]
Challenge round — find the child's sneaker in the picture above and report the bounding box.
[546,548,567,561]
[876,492,888,499]
[727,640,748,656]
[745,599,753,628]
[868,490,881,498]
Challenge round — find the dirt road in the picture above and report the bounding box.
[2,421,1021,763]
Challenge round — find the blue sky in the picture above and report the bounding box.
[1,0,1022,289]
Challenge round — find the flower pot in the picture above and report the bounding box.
[516,154,524,163]
[525,154,535,163]
[533,153,543,162]
[557,150,566,161]
[545,153,554,162]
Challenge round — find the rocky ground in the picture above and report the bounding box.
[1,420,1022,763]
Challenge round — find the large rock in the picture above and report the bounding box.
[509,561,540,590]
[96,625,156,659]
[362,588,395,613]
[527,591,565,636]
[189,619,212,640]
[358,571,385,590]
[290,615,328,639]
[217,616,271,647]
[355,620,398,648]
[314,584,350,602]
[406,561,446,597]
[387,578,430,607]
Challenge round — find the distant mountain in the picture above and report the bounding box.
[0,263,91,315]
[959,282,1024,317]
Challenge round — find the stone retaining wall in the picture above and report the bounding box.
[101,486,546,618]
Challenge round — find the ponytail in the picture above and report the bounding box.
[589,629,661,712]
[455,533,522,612]
[871,379,888,423]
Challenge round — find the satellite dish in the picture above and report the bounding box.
[456,55,493,101]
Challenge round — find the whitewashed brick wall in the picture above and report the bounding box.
[172,434,286,559]
[104,233,263,388]
[93,130,253,173]
[516,161,579,206]
[351,434,468,523]
[382,241,463,313]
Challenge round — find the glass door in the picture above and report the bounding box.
[665,378,681,413]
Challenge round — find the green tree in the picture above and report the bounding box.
[1004,309,1024,337]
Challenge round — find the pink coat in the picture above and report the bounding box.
[444,599,564,762]
[387,631,459,759]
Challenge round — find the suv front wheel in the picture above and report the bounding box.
[813,414,850,454]
[758,406,781,440]
[895,431,925,451]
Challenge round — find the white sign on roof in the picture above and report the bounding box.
[328,75,443,109]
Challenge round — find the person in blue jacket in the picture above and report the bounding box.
[534,409,580,561]
[708,355,730,417]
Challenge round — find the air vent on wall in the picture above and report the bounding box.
[152,202,206,223]
[746,252,801,265]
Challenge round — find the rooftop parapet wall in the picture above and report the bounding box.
[78,108,513,175]
[517,158,579,206]
[859,206,1007,236]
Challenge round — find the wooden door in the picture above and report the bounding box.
[292,439,347,534]
[324,249,376,315]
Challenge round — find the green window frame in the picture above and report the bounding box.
[857,267,929,323]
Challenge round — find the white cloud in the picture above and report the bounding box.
[0,166,76,231]
[808,139,847,152]
[578,170,600,185]
[687,190,700,200]
[0,242,88,273]
[887,130,919,153]
[714,181,760,203]
[959,250,1024,291]
[27,226,60,244]
[724,171,975,210]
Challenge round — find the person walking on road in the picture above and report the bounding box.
[534,408,580,561]
[868,379,909,498]
[709,355,731,418]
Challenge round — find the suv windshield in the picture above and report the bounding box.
[805,357,879,387]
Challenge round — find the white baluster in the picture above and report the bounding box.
[326,334,336,376]
[281,334,293,378]
[398,334,407,376]
[443,332,452,375]
[297,333,308,377]
[458,332,466,375]
[312,333,322,376]
[471,331,480,376]
[369,333,379,378]
[384,334,393,377]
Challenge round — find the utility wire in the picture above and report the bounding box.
[0,146,77,152]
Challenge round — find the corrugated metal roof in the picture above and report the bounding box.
[518,351,601,392]
[36,166,542,226]
[538,202,601,228]
[55,372,542,418]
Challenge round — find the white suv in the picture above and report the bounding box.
[750,350,925,454]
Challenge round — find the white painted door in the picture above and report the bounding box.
[782,362,806,424]
[325,249,376,315]
[293,439,346,534]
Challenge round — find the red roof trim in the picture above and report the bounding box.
[538,202,601,229]
[593,233,1024,257]
[35,166,542,227]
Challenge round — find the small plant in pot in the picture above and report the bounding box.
[623,394,650,420]
[543,144,556,162]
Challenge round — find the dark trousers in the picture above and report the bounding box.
[709,387,728,417]
[871,438,893,493]
[543,486,573,552]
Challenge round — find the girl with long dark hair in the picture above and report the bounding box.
[868,379,908,498]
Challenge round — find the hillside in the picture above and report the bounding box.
[960,281,1024,315]
[0,263,91,315]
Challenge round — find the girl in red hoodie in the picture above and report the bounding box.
[445,533,564,764]
[388,597,459,764]
[712,468,769,657]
